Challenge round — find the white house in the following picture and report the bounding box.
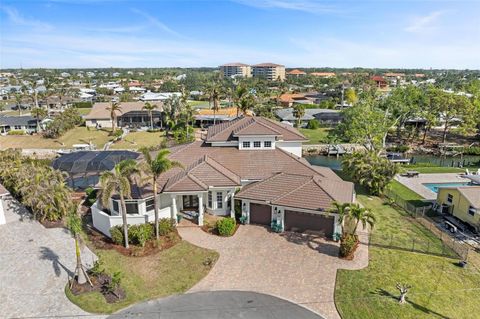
[140,92,181,102]
[91,116,354,239]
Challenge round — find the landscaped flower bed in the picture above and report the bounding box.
[201,215,239,237]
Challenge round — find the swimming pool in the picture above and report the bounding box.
[423,182,473,193]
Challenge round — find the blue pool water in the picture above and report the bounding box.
[423,182,472,193]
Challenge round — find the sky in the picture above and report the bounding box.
[0,0,479,69]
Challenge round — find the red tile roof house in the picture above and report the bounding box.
[91,116,354,239]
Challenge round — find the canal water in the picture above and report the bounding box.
[305,155,480,170]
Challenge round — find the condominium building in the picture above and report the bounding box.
[219,63,252,78]
[251,63,286,81]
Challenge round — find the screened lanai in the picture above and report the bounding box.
[52,150,140,189]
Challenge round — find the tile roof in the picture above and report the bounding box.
[311,72,336,77]
[84,102,163,120]
[236,173,354,211]
[205,116,307,142]
[252,63,284,67]
[287,69,307,75]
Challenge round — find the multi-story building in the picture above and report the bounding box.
[219,63,251,78]
[251,63,286,81]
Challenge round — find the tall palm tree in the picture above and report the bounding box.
[292,104,306,128]
[14,93,23,115]
[139,147,182,239]
[234,85,248,117]
[31,107,47,132]
[106,102,122,133]
[100,159,140,248]
[204,81,223,125]
[142,102,158,130]
[67,209,92,286]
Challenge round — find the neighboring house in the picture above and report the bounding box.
[278,92,330,107]
[194,107,253,126]
[310,72,336,78]
[140,92,181,102]
[371,75,388,89]
[219,63,252,78]
[0,115,38,134]
[287,69,307,77]
[251,63,286,81]
[91,116,354,239]
[436,186,480,231]
[275,108,343,126]
[84,101,163,129]
[0,183,9,225]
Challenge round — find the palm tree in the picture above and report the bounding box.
[333,202,376,235]
[234,85,249,117]
[142,102,158,130]
[292,104,306,128]
[100,159,140,248]
[14,93,23,115]
[106,102,122,133]
[204,81,223,125]
[67,209,92,286]
[139,147,182,239]
[31,107,47,132]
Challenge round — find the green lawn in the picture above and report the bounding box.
[66,241,218,314]
[110,131,165,150]
[387,180,430,207]
[404,166,466,174]
[0,127,113,149]
[335,194,480,319]
[299,127,331,144]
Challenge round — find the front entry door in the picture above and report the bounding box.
[183,195,199,209]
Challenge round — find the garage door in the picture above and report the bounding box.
[284,210,334,236]
[249,203,271,225]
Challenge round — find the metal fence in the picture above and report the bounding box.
[383,188,431,218]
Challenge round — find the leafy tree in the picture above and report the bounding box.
[139,148,182,239]
[345,88,358,105]
[342,151,399,195]
[100,160,140,248]
[292,104,305,128]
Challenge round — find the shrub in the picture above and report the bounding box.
[158,218,175,235]
[84,187,97,206]
[339,234,358,258]
[387,145,409,153]
[89,260,105,276]
[464,146,480,155]
[7,130,25,135]
[216,217,236,237]
[110,226,124,245]
[306,119,319,129]
[129,223,154,247]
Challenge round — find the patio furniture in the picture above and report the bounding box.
[405,170,419,178]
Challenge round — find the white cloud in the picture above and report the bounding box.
[405,11,445,33]
[234,0,337,14]
[0,6,53,31]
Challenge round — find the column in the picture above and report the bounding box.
[198,194,204,226]
[171,195,177,224]
[230,192,235,218]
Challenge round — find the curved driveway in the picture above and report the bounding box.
[109,291,324,319]
[178,225,369,319]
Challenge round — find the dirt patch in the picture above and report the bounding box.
[40,219,66,228]
[69,273,126,303]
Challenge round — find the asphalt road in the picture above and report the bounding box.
[108,291,324,319]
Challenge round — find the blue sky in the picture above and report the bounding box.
[1,0,479,69]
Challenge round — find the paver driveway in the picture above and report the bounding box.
[178,225,368,319]
[0,196,99,319]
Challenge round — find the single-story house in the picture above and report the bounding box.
[84,102,164,129]
[0,183,9,225]
[140,92,181,102]
[0,115,38,134]
[194,107,253,127]
[91,116,354,239]
[275,108,343,126]
[436,186,480,231]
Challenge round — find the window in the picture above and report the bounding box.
[253,141,261,148]
[264,141,272,148]
[125,202,139,215]
[112,200,119,213]
[146,198,155,212]
[14,125,21,130]
[447,194,453,203]
[242,141,250,148]
[208,191,212,208]
[468,206,476,216]
[216,192,223,209]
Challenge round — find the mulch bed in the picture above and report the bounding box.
[339,236,360,261]
[69,273,126,303]
[86,226,181,257]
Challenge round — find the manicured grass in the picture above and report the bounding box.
[299,127,331,144]
[66,240,218,314]
[387,180,430,207]
[335,194,480,319]
[0,127,113,149]
[188,100,209,108]
[406,166,466,174]
[110,131,165,150]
